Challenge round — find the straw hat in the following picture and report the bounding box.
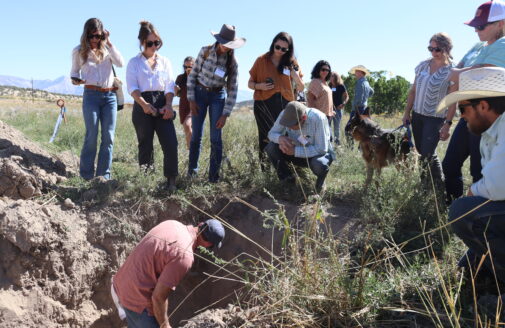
[349,65,370,76]
[437,67,505,112]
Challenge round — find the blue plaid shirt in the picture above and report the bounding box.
[352,77,374,111]
[268,108,331,158]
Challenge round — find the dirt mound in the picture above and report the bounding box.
[180,305,263,328]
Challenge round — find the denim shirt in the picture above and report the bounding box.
[471,114,505,200]
[352,77,374,111]
[268,108,331,158]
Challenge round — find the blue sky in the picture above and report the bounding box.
[0,0,484,89]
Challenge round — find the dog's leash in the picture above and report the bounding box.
[391,121,414,148]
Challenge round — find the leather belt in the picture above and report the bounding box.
[85,85,118,92]
[197,82,223,93]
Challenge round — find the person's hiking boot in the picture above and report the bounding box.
[315,174,327,193]
[165,176,176,193]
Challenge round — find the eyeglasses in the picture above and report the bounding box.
[146,40,161,48]
[476,22,495,31]
[458,102,475,114]
[183,65,193,69]
[428,46,442,53]
[274,44,289,53]
[321,68,330,72]
[89,34,105,40]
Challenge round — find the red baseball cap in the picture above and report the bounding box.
[465,0,505,27]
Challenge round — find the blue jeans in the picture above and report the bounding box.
[449,196,505,282]
[188,85,226,182]
[80,89,117,180]
[411,112,444,185]
[328,110,342,145]
[264,142,333,190]
[124,308,159,328]
[442,118,482,202]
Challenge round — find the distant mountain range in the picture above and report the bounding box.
[0,75,254,104]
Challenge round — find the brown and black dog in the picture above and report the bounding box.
[346,111,415,185]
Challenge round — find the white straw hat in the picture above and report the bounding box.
[437,67,505,112]
[349,65,370,76]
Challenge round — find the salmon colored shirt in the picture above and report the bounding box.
[249,53,301,101]
[308,78,333,117]
[113,220,197,315]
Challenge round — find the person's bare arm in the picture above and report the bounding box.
[402,82,416,126]
[152,282,172,328]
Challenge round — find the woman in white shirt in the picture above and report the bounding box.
[71,18,124,180]
[126,21,177,192]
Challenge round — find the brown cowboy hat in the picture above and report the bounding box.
[210,24,246,49]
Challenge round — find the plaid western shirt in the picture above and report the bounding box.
[187,44,239,116]
[268,108,331,158]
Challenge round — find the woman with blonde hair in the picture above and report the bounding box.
[71,18,124,180]
[126,21,178,192]
[328,71,348,145]
[402,32,453,187]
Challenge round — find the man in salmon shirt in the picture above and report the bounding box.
[111,218,225,328]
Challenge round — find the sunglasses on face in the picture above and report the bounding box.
[274,44,289,53]
[428,46,442,53]
[146,40,161,48]
[458,102,475,114]
[321,68,330,72]
[476,22,495,31]
[89,34,105,40]
[183,65,193,69]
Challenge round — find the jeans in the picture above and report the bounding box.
[124,308,160,328]
[442,118,482,202]
[253,93,288,167]
[411,111,444,186]
[132,91,178,178]
[328,109,343,145]
[188,85,226,182]
[449,196,505,283]
[264,142,333,190]
[80,89,117,180]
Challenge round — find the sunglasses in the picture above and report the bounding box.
[183,65,193,69]
[476,22,495,31]
[89,34,105,40]
[321,68,330,72]
[458,102,476,114]
[146,40,161,48]
[428,46,442,53]
[274,44,289,53]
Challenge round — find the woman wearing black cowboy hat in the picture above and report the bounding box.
[186,24,246,183]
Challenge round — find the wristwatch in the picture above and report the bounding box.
[444,120,452,126]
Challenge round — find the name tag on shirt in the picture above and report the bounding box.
[297,135,309,146]
[283,68,291,76]
[331,87,336,92]
[214,67,226,78]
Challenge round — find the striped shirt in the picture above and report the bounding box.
[187,44,239,116]
[413,59,453,118]
[268,108,331,158]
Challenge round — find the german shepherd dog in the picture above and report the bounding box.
[346,110,415,185]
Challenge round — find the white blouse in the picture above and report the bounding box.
[126,53,175,95]
[70,45,124,88]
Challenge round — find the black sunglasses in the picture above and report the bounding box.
[321,68,330,72]
[89,34,105,40]
[458,102,476,114]
[183,65,193,69]
[476,22,495,31]
[274,44,289,53]
[146,40,161,48]
[428,46,442,53]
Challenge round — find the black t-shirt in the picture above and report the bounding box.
[331,84,347,107]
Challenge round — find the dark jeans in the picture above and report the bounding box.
[442,118,482,202]
[264,142,333,186]
[411,111,444,186]
[124,308,159,328]
[449,196,505,282]
[188,85,225,182]
[132,91,178,178]
[253,93,289,166]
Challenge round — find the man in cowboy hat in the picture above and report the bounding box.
[111,218,225,328]
[437,67,505,284]
[265,101,333,193]
[345,65,374,143]
[186,24,246,183]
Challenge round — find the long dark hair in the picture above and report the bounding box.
[138,21,163,51]
[79,18,106,62]
[268,32,295,74]
[311,60,331,82]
